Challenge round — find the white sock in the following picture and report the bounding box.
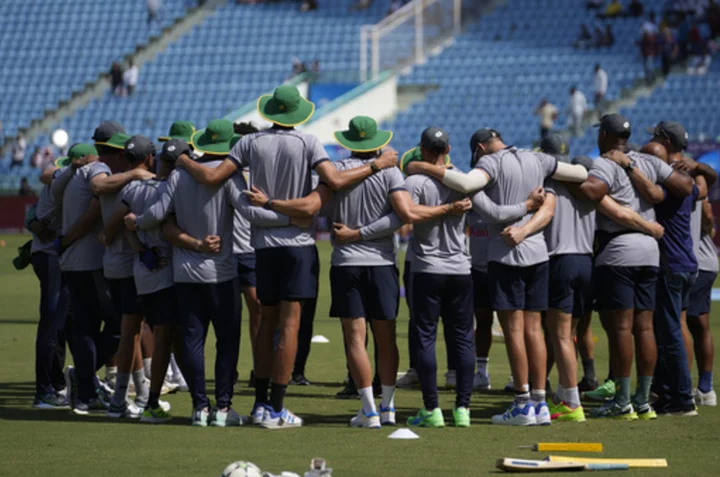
[132,369,149,406]
[530,389,546,405]
[358,386,377,415]
[554,384,566,405]
[111,373,130,407]
[105,366,118,381]
[380,385,395,410]
[476,357,488,376]
[143,358,152,380]
[565,387,581,409]
[170,354,181,378]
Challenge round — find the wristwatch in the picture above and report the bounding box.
[370,161,380,174]
[623,162,635,174]
[263,199,274,210]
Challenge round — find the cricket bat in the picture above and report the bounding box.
[547,456,668,468]
[496,458,628,473]
[518,443,603,453]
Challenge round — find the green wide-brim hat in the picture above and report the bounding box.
[257,85,315,127]
[400,147,451,174]
[95,133,130,150]
[191,119,240,156]
[55,157,72,168]
[334,115,393,152]
[159,120,196,142]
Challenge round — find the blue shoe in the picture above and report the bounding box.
[534,401,552,426]
[491,401,536,426]
[350,409,381,428]
[380,405,396,426]
[250,403,268,426]
[260,407,303,429]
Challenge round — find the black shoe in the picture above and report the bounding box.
[578,377,599,393]
[335,383,359,400]
[289,373,310,386]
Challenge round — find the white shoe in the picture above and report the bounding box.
[161,378,178,395]
[251,404,266,425]
[350,409,381,429]
[396,368,419,388]
[534,401,551,426]
[158,399,171,412]
[491,401,537,426]
[107,402,143,419]
[445,370,457,389]
[211,408,250,427]
[380,405,396,426]
[696,389,717,407]
[260,407,303,429]
[473,372,491,391]
[168,373,189,392]
[192,408,210,427]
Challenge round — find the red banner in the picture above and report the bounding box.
[0,196,38,232]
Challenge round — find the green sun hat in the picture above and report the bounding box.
[334,116,393,153]
[399,147,451,174]
[257,85,315,127]
[54,143,99,168]
[158,120,196,142]
[191,119,240,156]
[96,133,130,150]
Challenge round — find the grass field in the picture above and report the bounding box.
[1,233,719,476]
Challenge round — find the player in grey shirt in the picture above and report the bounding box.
[578,114,692,419]
[173,87,398,428]
[27,146,96,408]
[125,120,298,427]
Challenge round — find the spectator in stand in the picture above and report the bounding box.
[300,0,318,11]
[288,57,306,79]
[641,11,659,36]
[708,0,720,38]
[18,178,36,197]
[659,25,680,76]
[593,24,605,46]
[690,20,705,55]
[639,28,658,82]
[602,24,615,47]
[312,59,320,73]
[110,62,124,96]
[587,0,604,10]
[629,0,644,17]
[594,64,608,115]
[30,147,43,169]
[147,0,162,24]
[124,60,139,96]
[598,0,623,18]
[575,24,593,48]
[11,134,26,169]
[535,99,558,139]
[567,87,588,137]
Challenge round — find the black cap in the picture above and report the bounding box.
[420,127,450,151]
[646,121,688,150]
[594,114,631,137]
[124,135,156,162]
[92,121,126,143]
[160,138,190,163]
[539,134,569,156]
[572,155,594,171]
[469,128,502,154]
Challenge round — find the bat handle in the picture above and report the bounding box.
[586,464,630,471]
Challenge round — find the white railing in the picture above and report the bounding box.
[360,0,462,82]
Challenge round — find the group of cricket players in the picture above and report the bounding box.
[24,83,718,429]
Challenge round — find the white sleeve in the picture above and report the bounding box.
[552,162,588,183]
[440,168,490,195]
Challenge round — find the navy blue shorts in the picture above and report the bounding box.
[687,270,716,317]
[549,254,593,317]
[140,286,180,327]
[594,265,659,311]
[472,269,491,310]
[255,246,319,306]
[330,265,399,320]
[488,261,549,311]
[107,277,141,315]
[235,253,257,288]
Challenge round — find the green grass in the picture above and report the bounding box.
[1,233,719,476]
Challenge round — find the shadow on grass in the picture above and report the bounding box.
[0,319,38,325]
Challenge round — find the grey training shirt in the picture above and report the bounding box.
[691,201,720,273]
[229,128,329,249]
[121,179,174,295]
[58,162,109,272]
[31,173,64,255]
[329,157,406,267]
[405,174,470,275]
[544,179,596,256]
[475,147,557,267]
[100,189,135,279]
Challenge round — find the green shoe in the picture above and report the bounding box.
[635,403,657,420]
[590,401,638,421]
[584,380,616,402]
[549,401,587,422]
[452,407,471,428]
[141,406,172,424]
[407,408,445,428]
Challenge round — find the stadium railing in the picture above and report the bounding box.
[359,0,462,82]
